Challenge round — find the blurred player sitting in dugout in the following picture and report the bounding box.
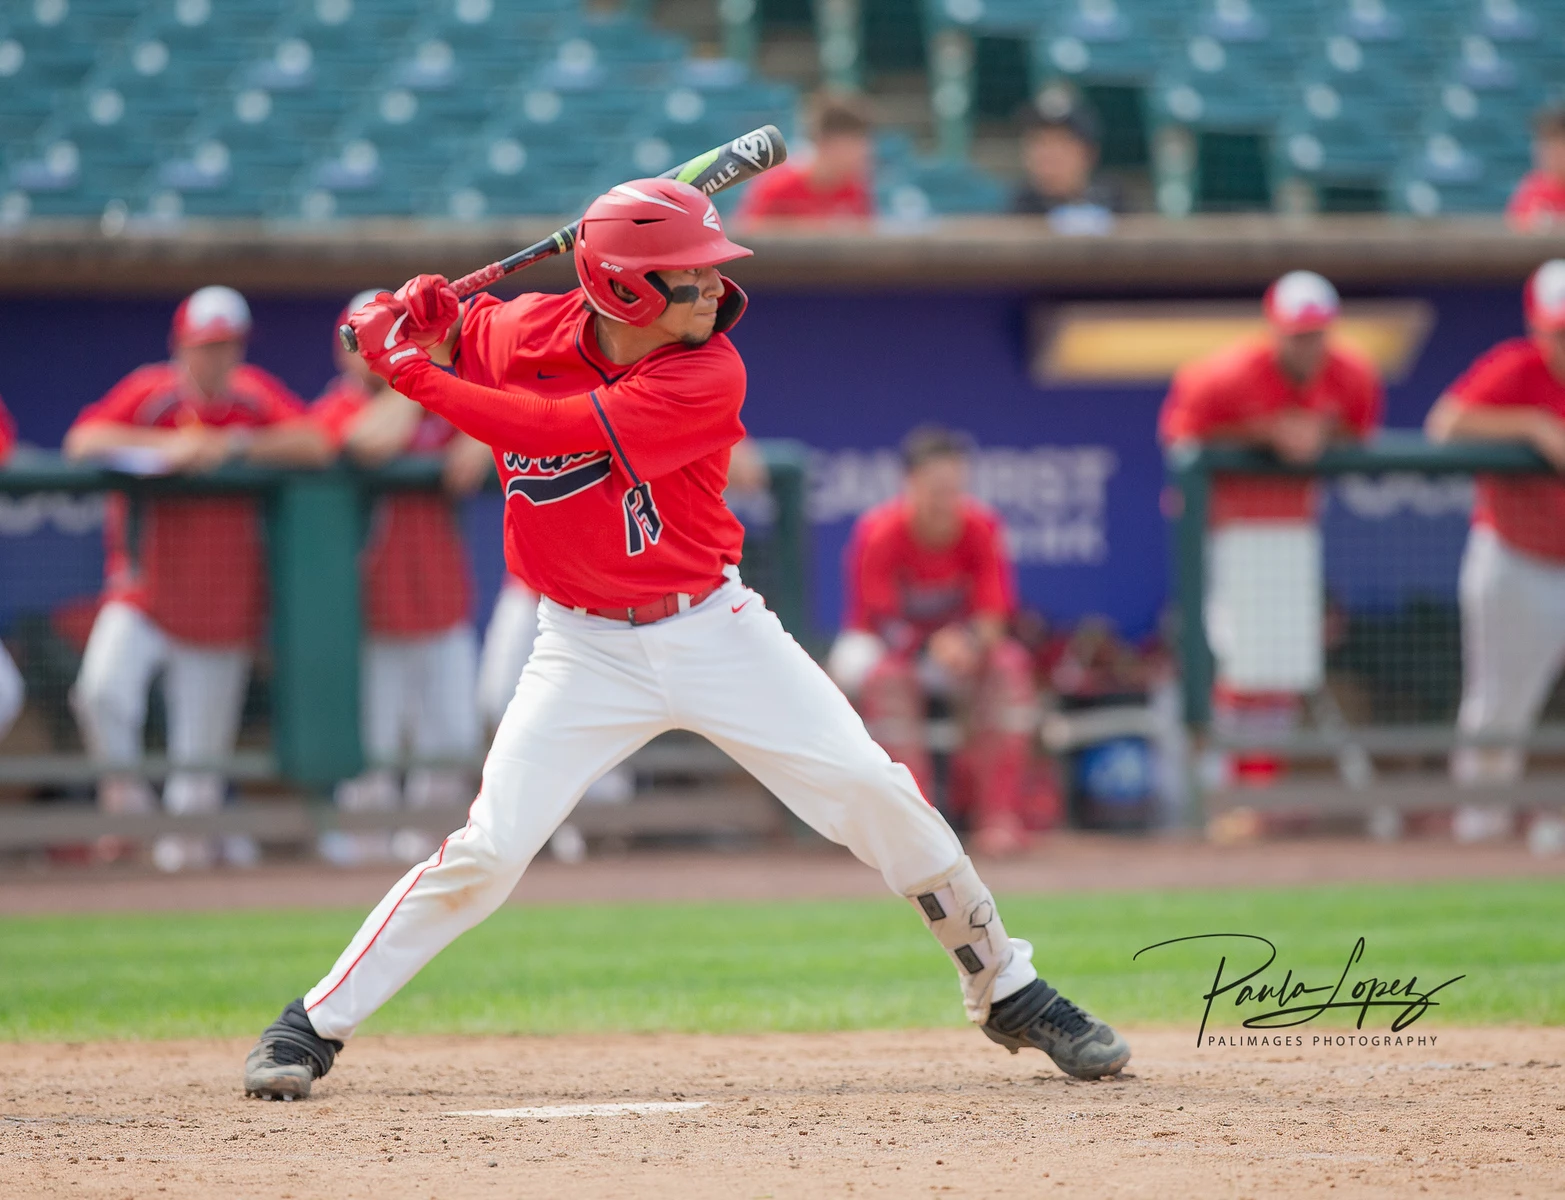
[735,91,874,223]
[311,288,494,868]
[63,286,332,872]
[827,426,1042,857]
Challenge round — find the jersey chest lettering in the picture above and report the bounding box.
[501,450,613,504]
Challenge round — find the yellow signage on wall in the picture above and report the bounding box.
[1032,300,1435,385]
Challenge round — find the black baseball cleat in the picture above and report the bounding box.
[981,979,1131,1080]
[243,999,343,1101]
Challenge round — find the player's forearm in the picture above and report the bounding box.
[395,360,605,454]
[242,422,335,468]
[63,422,183,460]
[1425,394,1542,443]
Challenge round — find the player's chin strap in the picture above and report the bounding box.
[904,855,1014,1024]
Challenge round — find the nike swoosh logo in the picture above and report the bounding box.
[383,311,409,351]
[537,370,559,380]
[731,600,751,614]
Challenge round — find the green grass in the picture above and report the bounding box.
[1,879,1560,1042]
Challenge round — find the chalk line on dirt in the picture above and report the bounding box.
[444,1100,710,1119]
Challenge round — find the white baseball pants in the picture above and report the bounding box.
[305,575,1036,1040]
[71,600,250,814]
[0,640,22,742]
[1453,525,1565,784]
[330,625,483,859]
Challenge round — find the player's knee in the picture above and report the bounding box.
[0,655,23,736]
[69,668,139,736]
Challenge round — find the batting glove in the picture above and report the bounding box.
[392,273,461,348]
[347,293,431,386]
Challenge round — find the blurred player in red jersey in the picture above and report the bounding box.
[1425,260,1565,788]
[64,286,332,871]
[0,393,22,743]
[735,92,874,223]
[1507,106,1565,232]
[244,178,1128,1101]
[1159,271,1383,786]
[826,427,1039,857]
[312,290,494,866]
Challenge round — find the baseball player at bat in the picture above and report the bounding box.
[243,177,1129,1100]
[0,393,23,744]
[312,291,493,867]
[1425,260,1565,789]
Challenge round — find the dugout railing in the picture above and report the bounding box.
[1168,431,1565,825]
[0,441,810,855]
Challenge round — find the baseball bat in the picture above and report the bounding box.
[338,123,788,352]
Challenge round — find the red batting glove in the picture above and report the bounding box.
[347,292,431,386]
[392,273,461,348]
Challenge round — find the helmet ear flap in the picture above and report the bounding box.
[713,277,748,333]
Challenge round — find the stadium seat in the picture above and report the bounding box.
[877,155,1007,217]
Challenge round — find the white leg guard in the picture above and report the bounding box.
[905,854,1021,1024]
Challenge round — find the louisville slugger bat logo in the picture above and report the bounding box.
[727,129,776,171]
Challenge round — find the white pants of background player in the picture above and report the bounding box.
[304,572,1037,1040]
[0,641,22,742]
[1453,525,1565,787]
[326,624,480,866]
[70,600,253,869]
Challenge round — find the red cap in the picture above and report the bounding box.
[1263,270,1340,334]
[1524,259,1565,333]
[171,285,251,347]
[574,178,752,326]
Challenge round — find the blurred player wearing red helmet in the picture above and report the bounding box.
[244,177,1129,1101]
[1426,260,1565,789]
[1160,272,1383,787]
[827,427,1040,857]
[63,286,332,871]
[311,290,494,867]
[0,392,22,744]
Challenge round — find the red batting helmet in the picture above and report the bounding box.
[1263,270,1340,334]
[574,178,753,327]
[1524,259,1565,333]
[171,285,251,347]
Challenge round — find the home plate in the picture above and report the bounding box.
[445,1101,710,1119]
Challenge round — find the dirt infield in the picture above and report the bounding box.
[1,1028,1560,1199]
[3,832,1562,914]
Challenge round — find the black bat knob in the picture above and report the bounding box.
[338,324,358,353]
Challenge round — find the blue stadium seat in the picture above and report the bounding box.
[877,156,1007,217]
[536,15,689,90]
[1033,0,1169,84]
[924,0,1052,37]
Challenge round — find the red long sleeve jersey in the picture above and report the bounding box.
[410,289,747,610]
[0,392,15,463]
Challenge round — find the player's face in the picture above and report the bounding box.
[1536,326,1565,381]
[650,266,725,347]
[1536,131,1565,181]
[814,132,873,186]
[178,338,244,398]
[905,454,969,546]
[1023,128,1096,201]
[1275,329,1328,382]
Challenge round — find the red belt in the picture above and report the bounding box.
[571,584,722,626]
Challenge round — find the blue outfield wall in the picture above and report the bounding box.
[0,284,1532,641]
